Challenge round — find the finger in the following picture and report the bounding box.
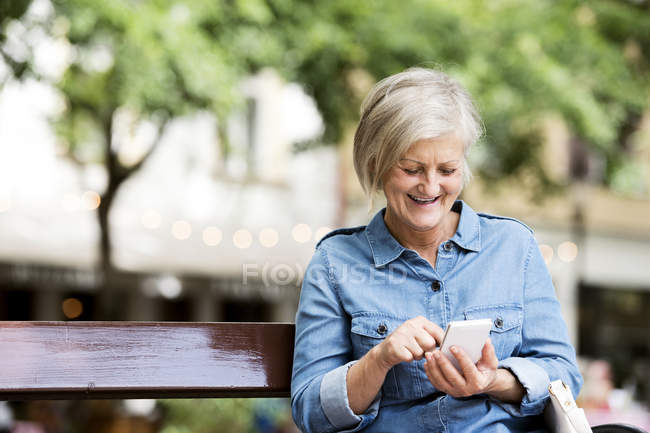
[422,320,445,345]
[425,352,453,391]
[405,336,425,360]
[413,330,437,352]
[384,337,415,364]
[451,346,482,381]
[477,338,499,371]
[396,344,414,363]
[436,349,467,389]
[452,346,484,385]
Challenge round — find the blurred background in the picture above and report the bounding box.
[0,0,649,431]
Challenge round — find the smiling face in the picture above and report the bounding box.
[381,134,465,235]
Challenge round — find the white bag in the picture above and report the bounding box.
[545,380,593,433]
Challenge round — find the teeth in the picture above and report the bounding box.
[409,194,437,203]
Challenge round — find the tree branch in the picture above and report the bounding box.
[113,117,170,188]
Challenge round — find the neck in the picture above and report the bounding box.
[383,207,459,254]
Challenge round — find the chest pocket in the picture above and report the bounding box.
[350,314,412,400]
[464,304,523,360]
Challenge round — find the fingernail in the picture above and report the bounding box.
[433,351,440,359]
[451,346,457,353]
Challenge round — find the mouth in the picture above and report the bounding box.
[407,194,441,206]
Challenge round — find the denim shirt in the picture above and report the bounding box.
[291,200,582,433]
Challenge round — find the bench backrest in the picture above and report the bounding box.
[0,321,294,400]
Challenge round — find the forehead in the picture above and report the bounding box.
[401,134,465,161]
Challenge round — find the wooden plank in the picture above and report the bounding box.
[0,321,295,400]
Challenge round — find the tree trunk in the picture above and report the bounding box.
[97,112,117,320]
[95,112,167,319]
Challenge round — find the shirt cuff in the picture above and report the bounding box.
[320,361,381,431]
[496,357,550,417]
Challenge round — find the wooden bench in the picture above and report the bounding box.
[0,321,646,433]
[0,321,294,400]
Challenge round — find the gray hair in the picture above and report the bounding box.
[353,67,484,208]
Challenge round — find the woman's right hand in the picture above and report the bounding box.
[372,316,445,371]
[348,316,444,415]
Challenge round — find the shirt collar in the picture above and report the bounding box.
[449,200,481,253]
[364,199,481,268]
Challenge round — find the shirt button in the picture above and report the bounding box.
[443,242,453,252]
[431,280,441,292]
[494,317,504,329]
[377,323,388,335]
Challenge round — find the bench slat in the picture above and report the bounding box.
[0,321,294,400]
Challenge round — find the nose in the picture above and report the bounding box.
[417,171,441,196]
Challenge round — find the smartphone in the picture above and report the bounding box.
[439,319,492,372]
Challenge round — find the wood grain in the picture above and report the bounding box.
[0,321,294,400]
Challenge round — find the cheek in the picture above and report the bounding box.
[443,175,464,194]
[384,174,416,195]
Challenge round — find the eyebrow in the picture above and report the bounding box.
[400,158,461,165]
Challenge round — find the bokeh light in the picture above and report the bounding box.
[233,229,253,249]
[202,226,223,246]
[314,226,332,243]
[292,224,312,243]
[81,190,101,210]
[558,241,578,263]
[62,298,83,319]
[259,228,279,248]
[157,275,182,299]
[61,193,80,212]
[539,244,554,265]
[141,210,162,229]
[0,197,11,213]
[171,220,192,240]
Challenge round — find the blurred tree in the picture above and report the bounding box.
[0,0,32,80]
[259,0,649,196]
[1,0,648,316]
[2,0,254,317]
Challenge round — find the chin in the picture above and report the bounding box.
[405,214,443,232]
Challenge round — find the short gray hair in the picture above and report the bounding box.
[353,67,483,207]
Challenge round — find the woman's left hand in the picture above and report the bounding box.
[423,338,499,398]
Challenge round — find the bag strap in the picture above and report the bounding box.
[549,380,593,433]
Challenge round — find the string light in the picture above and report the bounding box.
[259,228,279,248]
[61,193,80,212]
[62,298,83,319]
[292,224,312,243]
[0,198,11,213]
[171,220,192,240]
[233,229,253,249]
[141,210,162,229]
[539,244,554,265]
[314,226,332,242]
[202,226,222,246]
[81,191,101,210]
[558,241,578,263]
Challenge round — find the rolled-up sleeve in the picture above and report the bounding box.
[493,235,583,417]
[291,246,380,433]
[320,361,380,431]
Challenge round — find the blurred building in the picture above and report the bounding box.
[0,68,649,415]
[0,68,337,324]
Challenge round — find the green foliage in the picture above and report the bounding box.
[159,399,255,433]
[158,398,293,433]
[1,0,649,196]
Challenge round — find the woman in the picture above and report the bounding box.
[291,67,582,432]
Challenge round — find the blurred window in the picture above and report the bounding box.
[578,283,650,405]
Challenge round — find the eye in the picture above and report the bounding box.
[440,168,457,175]
[402,168,421,175]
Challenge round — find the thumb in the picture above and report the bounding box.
[477,338,498,370]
